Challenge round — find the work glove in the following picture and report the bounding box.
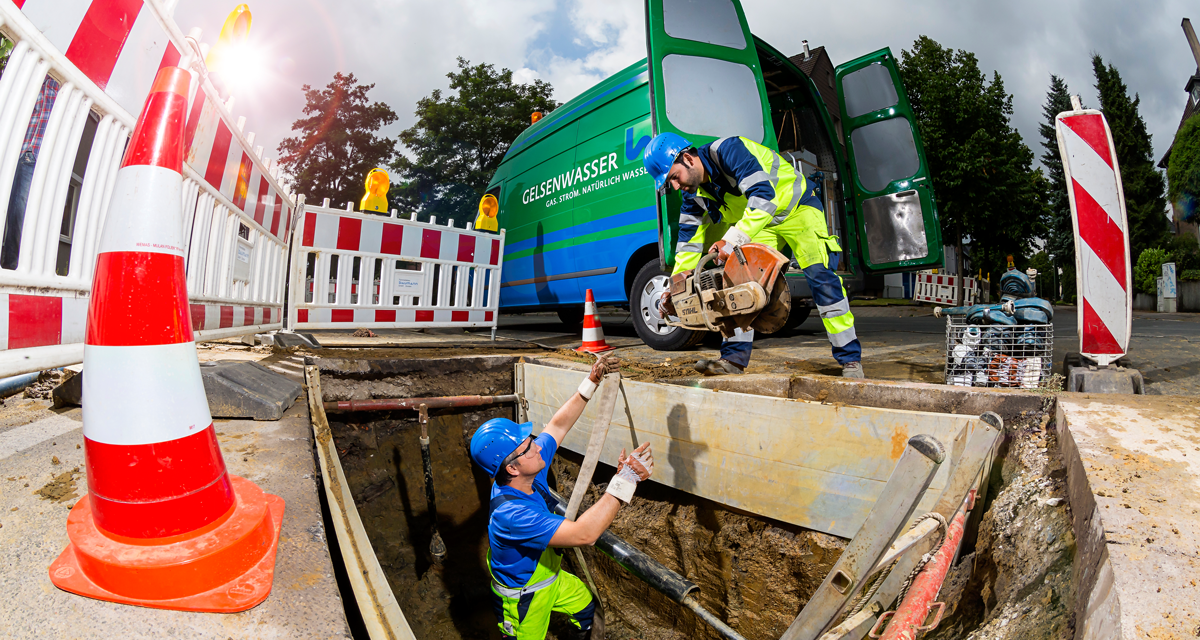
[657,290,676,318]
[708,239,734,265]
[578,354,620,400]
[589,354,621,383]
[607,442,654,503]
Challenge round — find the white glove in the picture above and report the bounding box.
[606,443,653,503]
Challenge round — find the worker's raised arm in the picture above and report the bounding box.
[550,443,653,546]
[541,355,620,445]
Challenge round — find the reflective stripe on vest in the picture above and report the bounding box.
[706,137,800,226]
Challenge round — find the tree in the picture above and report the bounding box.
[1133,247,1169,295]
[1167,114,1200,224]
[0,36,13,78]
[1092,55,1170,261]
[277,72,397,211]
[1039,74,1078,302]
[394,58,558,225]
[898,37,1047,296]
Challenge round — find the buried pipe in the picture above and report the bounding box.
[0,371,41,398]
[418,404,447,563]
[872,491,974,640]
[324,394,518,412]
[537,486,748,640]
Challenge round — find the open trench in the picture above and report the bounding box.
[316,354,1077,640]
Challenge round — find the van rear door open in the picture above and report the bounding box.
[643,0,775,269]
[835,49,943,272]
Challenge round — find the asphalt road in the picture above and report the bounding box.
[495,306,1200,396]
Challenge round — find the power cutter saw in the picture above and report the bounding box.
[664,243,792,338]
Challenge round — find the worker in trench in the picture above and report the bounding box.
[469,354,653,640]
[643,132,864,378]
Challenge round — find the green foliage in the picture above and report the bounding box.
[898,37,1047,279]
[1039,75,1078,289]
[1093,55,1170,258]
[277,73,397,210]
[0,36,13,79]
[1027,250,1054,299]
[1167,233,1200,271]
[1134,247,1169,295]
[394,58,558,225]
[1167,115,1200,223]
[1180,269,1200,281]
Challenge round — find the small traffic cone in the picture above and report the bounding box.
[48,65,284,612]
[576,289,614,353]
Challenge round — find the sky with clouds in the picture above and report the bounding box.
[173,0,1200,191]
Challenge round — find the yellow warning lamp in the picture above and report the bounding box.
[360,168,390,213]
[531,112,543,124]
[475,193,500,232]
[1006,255,1015,271]
[206,5,252,69]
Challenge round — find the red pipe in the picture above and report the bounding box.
[323,394,518,412]
[876,491,974,640]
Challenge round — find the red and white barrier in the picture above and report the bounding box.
[1056,108,1131,366]
[288,203,504,331]
[13,0,169,117]
[913,272,979,306]
[0,1,291,376]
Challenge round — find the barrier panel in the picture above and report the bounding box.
[288,203,504,331]
[0,1,294,377]
[913,271,979,306]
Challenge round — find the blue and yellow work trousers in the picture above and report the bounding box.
[718,204,860,367]
[489,548,595,640]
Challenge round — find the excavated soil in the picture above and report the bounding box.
[926,398,1076,640]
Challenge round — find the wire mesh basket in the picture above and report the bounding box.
[944,315,1053,388]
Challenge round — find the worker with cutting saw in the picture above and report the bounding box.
[643,132,864,378]
[470,354,653,640]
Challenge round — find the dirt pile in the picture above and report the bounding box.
[926,398,1076,640]
[23,369,75,399]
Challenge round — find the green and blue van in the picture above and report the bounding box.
[484,0,942,349]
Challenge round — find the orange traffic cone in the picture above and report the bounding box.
[48,65,285,612]
[576,289,614,353]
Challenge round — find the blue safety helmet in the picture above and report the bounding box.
[470,417,534,477]
[643,132,692,195]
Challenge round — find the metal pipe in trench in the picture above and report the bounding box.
[539,486,747,640]
[418,404,447,562]
[0,371,41,398]
[324,394,519,412]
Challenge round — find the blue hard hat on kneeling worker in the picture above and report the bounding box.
[470,417,534,477]
[643,132,692,195]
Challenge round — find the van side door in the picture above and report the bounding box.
[643,0,775,269]
[835,48,943,273]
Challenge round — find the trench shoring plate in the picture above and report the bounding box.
[517,362,983,539]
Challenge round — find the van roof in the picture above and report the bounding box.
[499,58,649,166]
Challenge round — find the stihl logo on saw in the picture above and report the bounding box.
[667,244,791,337]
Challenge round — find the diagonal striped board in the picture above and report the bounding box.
[1056,109,1132,365]
[518,362,984,539]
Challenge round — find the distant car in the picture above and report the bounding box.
[482,0,943,349]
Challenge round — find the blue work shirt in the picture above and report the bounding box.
[487,432,565,588]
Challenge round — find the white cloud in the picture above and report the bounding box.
[172,0,1200,182]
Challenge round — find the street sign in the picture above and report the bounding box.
[1055,108,1132,366]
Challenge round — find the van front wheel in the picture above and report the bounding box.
[630,260,705,351]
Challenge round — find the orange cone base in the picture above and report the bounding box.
[575,343,614,354]
[48,476,285,613]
